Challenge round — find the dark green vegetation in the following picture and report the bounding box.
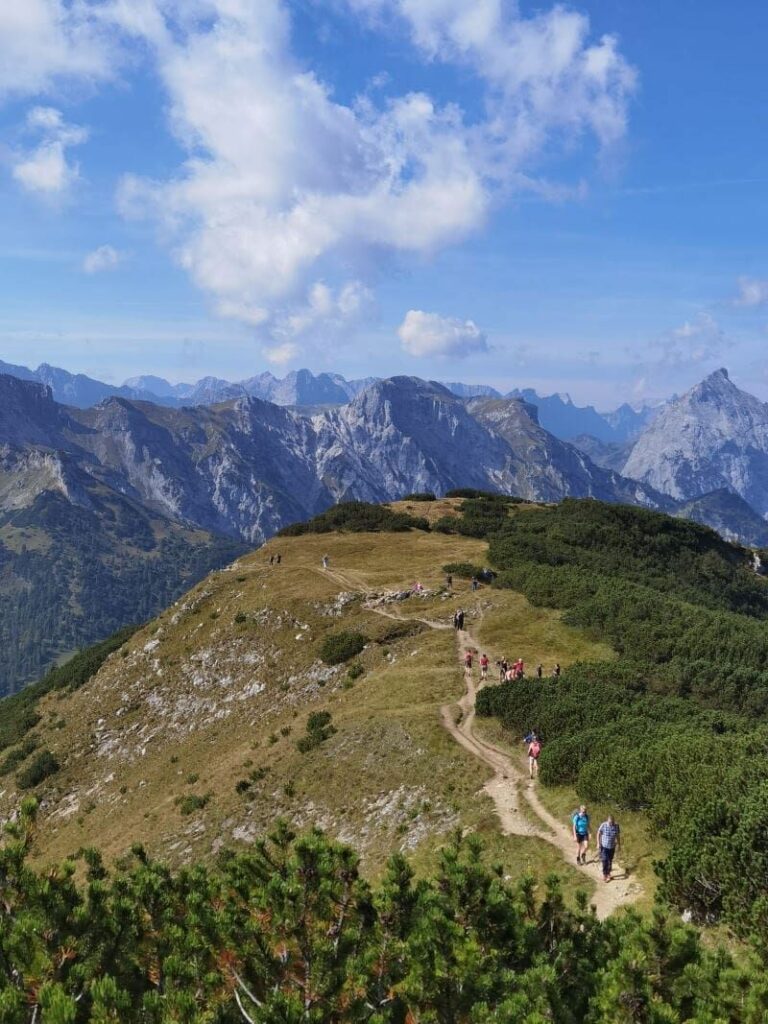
[15,748,59,790]
[401,491,437,501]
[320,630,368,665]
[296,710,337,753]
[0,490,246,695]
[0,624,138,777]
[5,804,768,1024]
[471,498,768,940]
[278,500,430,536]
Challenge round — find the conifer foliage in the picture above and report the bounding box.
[2,807,768,1022]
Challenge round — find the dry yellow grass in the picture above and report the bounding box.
[0,522,626,904]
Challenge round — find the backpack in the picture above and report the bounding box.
[572,811,589,835]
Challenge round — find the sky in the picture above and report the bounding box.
[2,1,768,409]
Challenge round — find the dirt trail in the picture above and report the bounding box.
[318,566,642,917]
[450,625,641,918]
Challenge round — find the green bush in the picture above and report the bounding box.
[297,711,336,753]
[320,631,367,665]
[401,492,437,501]
[16,749,60,790]
[347,663,365,680]
[0,735,39,776]
[175,793,210,816]
[278,501,430,536]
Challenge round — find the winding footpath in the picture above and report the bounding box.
[319,565,642,918]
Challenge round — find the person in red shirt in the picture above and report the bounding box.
[464,649,473,672]
[480,653,489,679]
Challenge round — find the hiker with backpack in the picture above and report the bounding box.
[480,653,489,680]
[527,734,542,779]
[597,815,621,882]
[572,804,590,864]
[464,649,474,673]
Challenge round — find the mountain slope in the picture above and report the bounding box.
[624,368,768,514]
[0,513,610,893]
[465,396,671,507]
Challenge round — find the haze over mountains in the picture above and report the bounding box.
[0,358,650,442]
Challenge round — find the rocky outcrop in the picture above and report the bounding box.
[624,369,768,516]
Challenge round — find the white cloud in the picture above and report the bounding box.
[83,245,127,273]
[735,276,768,308]
[0,1,113,99]
[398,309,489,358]
[642,312,730,375]
[263,341,300,366]
[0,0,636,350]
[12,106,88,196]
[110,0,634,346]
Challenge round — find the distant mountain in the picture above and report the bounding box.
[624,369,768,517]
[506,388,617,442]
[674,489,768,548]
[603,402,656,440]
[570,434,634,474]
[444,382,502,399]
[0,376,246,694]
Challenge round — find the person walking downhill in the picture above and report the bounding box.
[322,554,330,569]
[446,573,453,591]
[456,608,465,631]
[536,663,543,679]
[572,805,590,864]
[471,576,479,592]
[464,649,474,673]
[597,815,621,882]
[480,653,489,680]
[527,734,542,779]
[552,663,561,678]
[499,658,508,683]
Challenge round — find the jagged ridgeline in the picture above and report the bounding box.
[462,498,768,939]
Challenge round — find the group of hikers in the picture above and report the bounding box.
[526,731,621,882]
[570,802,622,883]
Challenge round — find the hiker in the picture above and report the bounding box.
[552,663,561,678]
[572,804,590,864]
[505,665,516,683]
[480,653,489,679]
[276,553,282,565]
[322,555,330,570]
[597,815,621,881]
[269,554,274,565]
[527,735,542,778]
[412,581,423,593]
[446,574,453,590]
[498,658,508,683]
[536,663,543,679]
[456,609,465,631]
[464,649,473,672]
[471,576,479,592]
[514,658,525,679]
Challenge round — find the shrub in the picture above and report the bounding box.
[347,663,365,680]
[297,711,336,753]
[234,612,247,624]
[0,735,39,776]
[176,793,210,816]
[16,749,59,790]
[278,501,430,537]
[320,631,367,665]
[235,779,251,795]
[401,492,437,501]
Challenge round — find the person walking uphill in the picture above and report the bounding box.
[572,805,590,864]
[597,815,621,881]
[527,735,542,779]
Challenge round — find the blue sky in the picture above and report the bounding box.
[1,0,768,408]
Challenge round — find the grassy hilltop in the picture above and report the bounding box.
[0,498,618,901]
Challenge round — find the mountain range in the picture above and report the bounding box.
[0,358,649,442]
[4,361,768,695]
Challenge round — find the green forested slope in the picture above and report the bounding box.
[469,498,768,938]
[0,489,245,694]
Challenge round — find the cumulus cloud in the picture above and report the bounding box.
[735,276,768,308]
[83,244,127,273]
[0,1,113,99]
[12,106,88,196]
[109,0,635,349]
[398,310,489,358]
[0,0,636,353]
